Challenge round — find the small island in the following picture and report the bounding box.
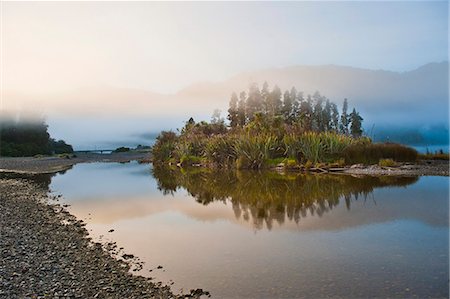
[152,84,448,176]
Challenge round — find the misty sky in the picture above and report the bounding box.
[4,1,448,94]
[2,1,449,149]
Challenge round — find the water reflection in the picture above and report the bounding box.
[44,163,448,298]
[153,166,419,230]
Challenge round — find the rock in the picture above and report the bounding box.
[350,164,364,169]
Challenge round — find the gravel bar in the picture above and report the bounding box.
[0,178,207,299]
[0,152,151,174]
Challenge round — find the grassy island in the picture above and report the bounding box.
[152,84,418,170]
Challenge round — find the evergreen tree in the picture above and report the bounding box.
[340,98,349,135]
[211,109,224,125]
[268,85,282,117]
[237,91,247,126]
[290,87,299,120]
[299,95,313,131]
[350,108,363,137]
[261,81,270,115]
[331,102,339,132]
[312,92,324,131]
[227,92,239,127]
[282,90,293,123]
[246,83,263,122]
[322,99,332,131]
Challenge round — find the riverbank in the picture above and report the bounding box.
[0,151,151,174]
[271,159,449,176]
[0,178,207,298]
[342,160,449,176]
[1,153,448,177]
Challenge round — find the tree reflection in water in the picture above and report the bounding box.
[152,166,418,230]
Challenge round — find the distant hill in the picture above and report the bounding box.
[178,62,448,127]
[4,62,448,148]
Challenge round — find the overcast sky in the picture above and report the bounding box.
[2,1,448,149]
[3,1,448,94]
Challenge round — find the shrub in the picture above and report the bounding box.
[204,136,237,166]
[418,152,450,160]
[234,136,269,169]
[51,139,74,154]
[379,158,396,167]
[113,146,130,153]
[343,143,417,165]
[151,131,178,164]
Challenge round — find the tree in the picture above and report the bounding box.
[299,95,313,131]
[211,109,224,125]
[237,91,247,126]
[282,90,293,123]
[322,99,332,131]
[340,98,349,135]
[330,103,339,132]
[290,87,299,120]
[227,92,239,127]
[350,108,363,137]
[246,83,263,122]
[261,81,270,115]
[268,85,282,117]
[312,92,324,131]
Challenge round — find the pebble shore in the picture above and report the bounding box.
[0,178,207,299]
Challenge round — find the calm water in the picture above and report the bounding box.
[47,162,449,298]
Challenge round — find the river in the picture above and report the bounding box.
[48,161,449,298]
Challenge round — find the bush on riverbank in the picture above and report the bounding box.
[342,143,418,165]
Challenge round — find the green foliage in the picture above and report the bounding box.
[234,136,269,169]
[418,152,449,160]
[379,158,396,167]
[204,136,236,166]
[150,83,414,170]
[151,131,178,164]
[51,139,74,154]
[343,143,418,165]
[113,146,130,153]
[0,117,73,157]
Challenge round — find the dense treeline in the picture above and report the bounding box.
[0,117,73,157]
[227,83,363,137]
[152,83,417,169]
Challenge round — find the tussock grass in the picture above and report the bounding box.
[343,143,417,165]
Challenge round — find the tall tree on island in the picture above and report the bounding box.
[340,98,350,135]
[268,85,283,117]
[237,91,247,126]
[282,90,293,123]
[261,81,270,115]
[227,92,239,127]
[299,95,313,131]
[246,83,263,122]
[330,102,340,132]
[290,87,299,121]
[322,99,332,131]
[350,108,364,138]
[312,92,324,131]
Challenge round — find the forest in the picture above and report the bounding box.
[0,116,73,157]
[152,83,417,169]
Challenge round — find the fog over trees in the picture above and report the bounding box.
[227,83,363,137]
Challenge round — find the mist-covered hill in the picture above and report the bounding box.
[5,62,448,149]
[179,61,448,127]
